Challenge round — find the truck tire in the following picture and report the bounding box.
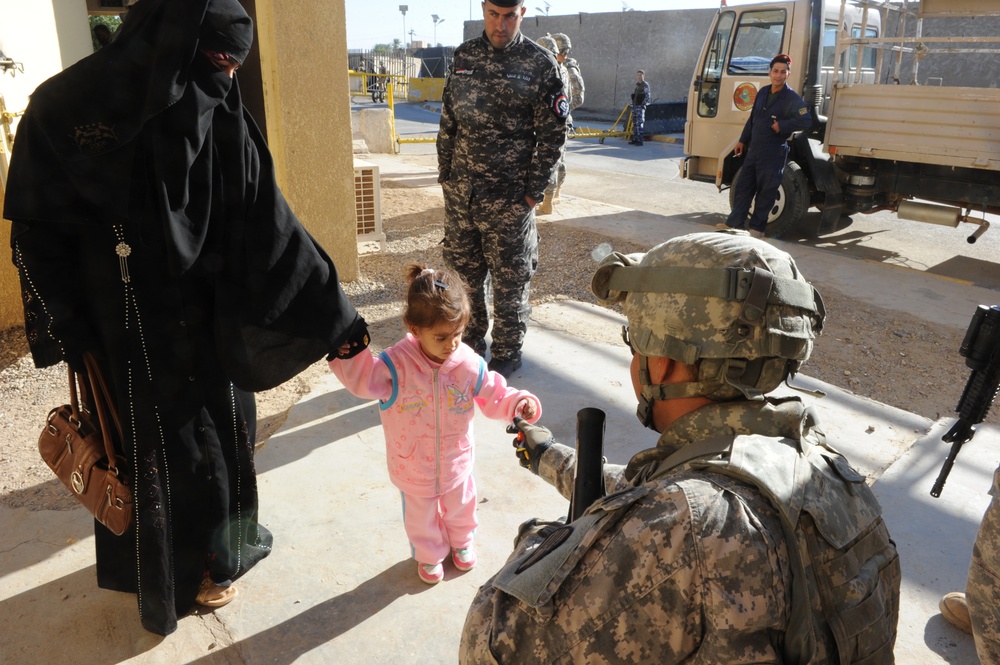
[729,161,809,239]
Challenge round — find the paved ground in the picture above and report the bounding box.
[1,154,997,664]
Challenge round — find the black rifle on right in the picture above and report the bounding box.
[932,304,1000,498]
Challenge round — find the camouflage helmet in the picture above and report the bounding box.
[552,33,572,53]
[536,33,558,55]
[592,232,825,422]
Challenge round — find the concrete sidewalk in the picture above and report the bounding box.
[2,156,997,663]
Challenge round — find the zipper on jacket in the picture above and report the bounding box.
[433,368,441,496]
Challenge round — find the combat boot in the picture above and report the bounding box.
[538,195,554,215]
[940,592,973,635]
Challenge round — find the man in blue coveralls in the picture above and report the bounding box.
[723,54,812,237]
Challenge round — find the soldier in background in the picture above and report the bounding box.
[535,34,568,216]
[553,33,584,132]
[551,33,584,203]
[437,0,568,378]
[460,232,900,664]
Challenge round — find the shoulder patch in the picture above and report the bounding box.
[552,93,570,120]
[798,106,809,115]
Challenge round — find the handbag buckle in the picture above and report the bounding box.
[71,469,86,494]
[107,485,125,510]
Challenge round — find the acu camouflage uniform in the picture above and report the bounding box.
[437,31,568,361]
[535,34,570,212]
[967,465,1000,662]
[461,233,900,664]
[558,57,583,190]
[461,398,899,664]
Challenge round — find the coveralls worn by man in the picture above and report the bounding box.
[725,54,812,237]
[460,232,900,664]
[437,0,568,378]
[629,69,650,145]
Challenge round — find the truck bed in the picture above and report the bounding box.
[825,84,1000,171]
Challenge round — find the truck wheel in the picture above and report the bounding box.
[729,161,809,239]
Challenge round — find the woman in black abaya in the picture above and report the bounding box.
[5,0,369,635]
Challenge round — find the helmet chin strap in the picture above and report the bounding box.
[634,354,724,430]
[634,354,786,429]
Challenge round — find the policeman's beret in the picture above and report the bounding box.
[486,0,524,7]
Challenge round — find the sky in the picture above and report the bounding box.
[345,0,734,50]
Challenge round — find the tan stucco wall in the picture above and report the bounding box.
[255,0,358,281]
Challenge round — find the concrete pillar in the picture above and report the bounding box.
[358,108,396,154]
[255,0,359,281]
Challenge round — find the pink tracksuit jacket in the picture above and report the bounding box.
[329,334,542,498]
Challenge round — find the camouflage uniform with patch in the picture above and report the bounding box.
[967,465,1000,662]
[460,232,900,664]
[438,31,568,362]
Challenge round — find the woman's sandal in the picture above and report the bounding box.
[195,577,238,608]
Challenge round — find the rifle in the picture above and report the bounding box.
[931,304,1000,498]
[568,408,607,521]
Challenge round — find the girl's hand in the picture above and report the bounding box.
[335,342,353,357]
[515,399,537,421]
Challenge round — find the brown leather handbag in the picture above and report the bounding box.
[38,353,133,536]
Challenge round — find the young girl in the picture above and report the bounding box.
[330,264,542,584]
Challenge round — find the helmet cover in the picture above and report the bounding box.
[592,232,824,402]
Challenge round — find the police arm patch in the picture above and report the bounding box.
[551,93,570,120]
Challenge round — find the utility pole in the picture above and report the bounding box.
[399,5,408,52]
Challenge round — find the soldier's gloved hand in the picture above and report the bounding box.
[507,417,553,475]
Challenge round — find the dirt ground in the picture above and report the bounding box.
[0,182,985,512]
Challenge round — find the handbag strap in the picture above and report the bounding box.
[74,353,125,473]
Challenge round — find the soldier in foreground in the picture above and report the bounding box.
[460,232,900,664]
[437,0,568,378]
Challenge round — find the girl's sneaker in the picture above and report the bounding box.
[452,547,477,572]
[418,562,444,584]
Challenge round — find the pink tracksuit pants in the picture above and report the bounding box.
[401,475,478,565]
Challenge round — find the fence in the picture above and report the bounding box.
[347,49,417,98]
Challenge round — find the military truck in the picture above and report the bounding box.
[682,0,1000,240]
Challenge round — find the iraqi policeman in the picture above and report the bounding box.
[460,232,900,664]
[438,0,568,377]
[629,69,650,145]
